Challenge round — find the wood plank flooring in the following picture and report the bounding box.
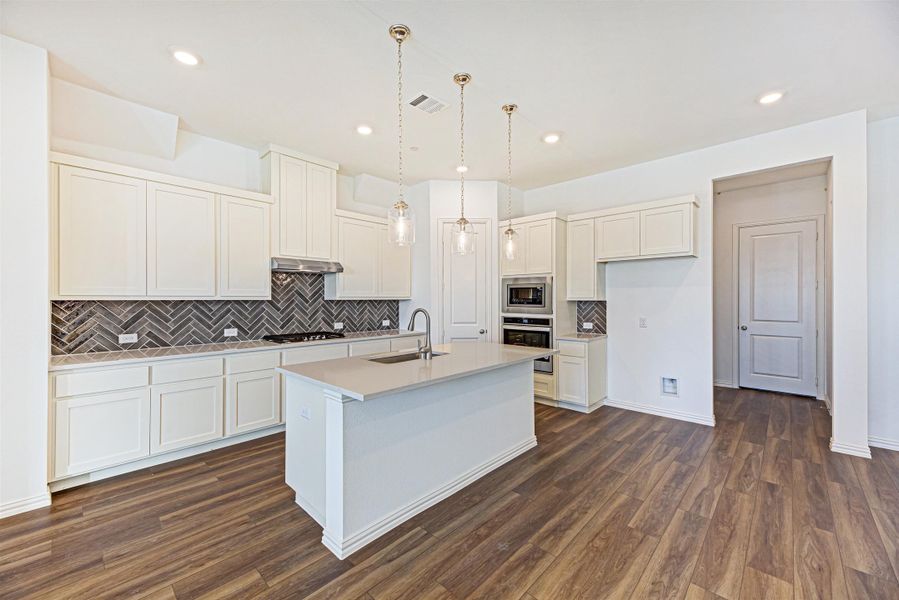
[2,387,899,599]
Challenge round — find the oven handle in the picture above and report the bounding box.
[501,324,553,333]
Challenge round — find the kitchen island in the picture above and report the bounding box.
[278,342,556,559]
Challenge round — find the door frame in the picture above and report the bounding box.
[731,215,826,399]
[435,217,497,344]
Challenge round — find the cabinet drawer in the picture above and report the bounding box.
[151,358,223,384]
[282,343,348,365]
[558,341,587,358]
[349,339,391,357]
[55,366,149,399]
[225,351,280,375]
[390,336,423,352]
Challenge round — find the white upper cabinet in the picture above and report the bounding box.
[640,203,694,257]
[500,225,526,275]
[219,195,271,298]
[267,148,338,261]
[325,211,412,299]
[566,219,606,300]
[147,182,216,297]
[499,217,556,276]
[595,211,640,260]
[57,165,148,296]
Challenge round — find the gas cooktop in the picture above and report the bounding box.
[261,331,346,344]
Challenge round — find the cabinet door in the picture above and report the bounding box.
[147,182,216,297]
[219,196,271,298]
[306,163,335,260]
[226,369,280,435]
[150,377,223,454]
[379,224,412,298]
[567,219,597,300]
[57,165,147,296]
[337,218,379,297]
[640,203,693,256]
[558,356,588,406]
[525,221,554,274]
[390,336,423,352]
[500,225,527,275]
[278,155,308,258]
[595,212,640,260]
[54,388,150,478]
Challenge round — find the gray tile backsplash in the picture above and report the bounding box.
[576,301,607,334]
[51,272,399,355]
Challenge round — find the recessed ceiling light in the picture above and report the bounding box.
[170,47,201,66]
[456,165,468,173]
[758,91,784,105]
[543,133,561,144]
[356,125,373,136]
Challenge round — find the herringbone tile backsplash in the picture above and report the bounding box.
[51,272,399,355]
[576,301,607,334]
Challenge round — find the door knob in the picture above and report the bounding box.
[479,329,487,334]
[740,325,748,331]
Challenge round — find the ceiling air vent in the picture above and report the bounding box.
[408,92,448,114]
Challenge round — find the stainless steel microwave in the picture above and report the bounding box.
[502,276,552,315]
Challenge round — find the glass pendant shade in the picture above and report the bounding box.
[388,199,415,246]
[451,217,476,255]
[503,226,518,260]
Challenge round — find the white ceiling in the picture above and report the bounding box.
[3,1,898,190]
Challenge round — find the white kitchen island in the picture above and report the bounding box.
[277,342,555,559]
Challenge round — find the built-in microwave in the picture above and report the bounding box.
[501,316,553,373]
[502,276,552,315]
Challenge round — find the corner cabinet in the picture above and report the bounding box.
[262,146,338,261]
[51,155,274,300]
[324,211,412,300]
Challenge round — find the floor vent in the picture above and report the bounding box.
[409,92,448,114]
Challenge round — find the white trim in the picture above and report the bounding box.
[507,211,559,226]
[605,397,715,426]
[0,490,52,520]
[829,438,872,459]
[320,436,537,560]
[868,436,899,452]
[334,209,387,225]
[535,397,605,414]
[258,144,339,170]
[49,425,284,492]
[714,379,737,388]
[48,152,273,203]
[567,194,699,221]
[822,394,833,414]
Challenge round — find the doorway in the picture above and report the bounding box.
[438,219,491,343]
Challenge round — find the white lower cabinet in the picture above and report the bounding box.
[556,337,607,410]
[54,388,151,478]
[150,377,224,454]
[558,356,588,405]
[349,339,392,356]
[226,369,281,435]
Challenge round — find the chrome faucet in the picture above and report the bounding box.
[407,308,433,360]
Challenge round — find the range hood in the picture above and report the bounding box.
[271,257,344,273]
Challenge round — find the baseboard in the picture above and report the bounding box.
[536,397,605,414]
[321,436,538,560]
[713,379,737,389]
[605,398,715,427]
[294,493,325,527]
[830,438,872,459]
[0,490,52,519]
[50,425,285,492]
[868,435,899,452]
[821,395,832,414]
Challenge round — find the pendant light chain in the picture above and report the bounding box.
[396,36,404,202]
[459,80,466,220]
[506,108,513,228]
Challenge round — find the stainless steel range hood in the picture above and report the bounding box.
[271,257,344,273]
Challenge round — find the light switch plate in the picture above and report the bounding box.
[334,322,344,330]
[224,328,238,337]
[300,407,311,420]
[583,322,594,330]
[382,319,391,327]
[118,333,137,344]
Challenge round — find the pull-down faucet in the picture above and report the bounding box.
[407,308,433,360]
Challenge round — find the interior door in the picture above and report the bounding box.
[442,221,489,343]
[738,220,817,396]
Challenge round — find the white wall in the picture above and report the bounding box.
[0,35,51,517]
[524,112,868,454]
[867,116,899,451]
[713,176,827,389]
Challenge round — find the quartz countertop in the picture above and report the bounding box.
[556,332,608,342]
[278,342,557,401]
[49,330,425,372]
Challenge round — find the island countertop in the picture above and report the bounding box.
[277,342,556,401]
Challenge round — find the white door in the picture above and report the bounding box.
[640,203,692,257]
[567,219,597,300]
[595,212,640,260]
[738,220,817,396]
[442,220,489,342]
[219,195,271,298]
[526,221,554,274]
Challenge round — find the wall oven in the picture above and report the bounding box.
[501,316,553,373]
[502,276,552,315]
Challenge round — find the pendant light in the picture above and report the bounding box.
[501,104,518,261]
[451,72,475,255]
[387,24,415,246]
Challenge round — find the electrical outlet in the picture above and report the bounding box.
[118,333,138,344]
[661,377,679,397]
[334,322,344,330]
[224,328,238,337]
[382,319,391,327]
[300,407,311,420]
[582,322,594,330]
[639,317,648,328]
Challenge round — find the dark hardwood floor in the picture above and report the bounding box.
[3,388,899,599]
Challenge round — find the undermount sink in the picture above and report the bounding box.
[366,351,448,364]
